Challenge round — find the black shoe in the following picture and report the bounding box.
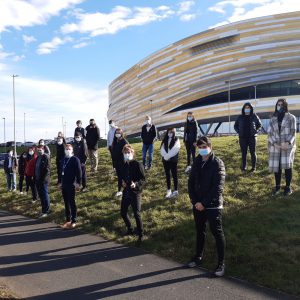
[125,228,134,236]
[241,167,246,172]
[272,186,281,196]
[250,168,256,172]
[138,235,144,242]
[214,263,225,277]
[284,186,292,196]
[187,256,203,268]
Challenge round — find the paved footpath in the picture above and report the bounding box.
[0,210,297,300]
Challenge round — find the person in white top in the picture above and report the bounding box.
[107,120,118,169]
[160,128,181,198]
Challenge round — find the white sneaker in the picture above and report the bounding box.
[185,166,192,173]
[19,191,24,195]
[165,190,172,198]
[116,191,123,197]
[171,190,179,198]
[12,189,17,192]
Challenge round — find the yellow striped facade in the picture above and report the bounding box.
[108,11,300,135]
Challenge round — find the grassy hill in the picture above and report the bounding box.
[0,134,299,296]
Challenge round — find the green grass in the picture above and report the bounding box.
[0,135,300,296]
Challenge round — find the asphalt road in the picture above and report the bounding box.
[0,210,297,300]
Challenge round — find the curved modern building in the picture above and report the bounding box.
[108,11,300,136]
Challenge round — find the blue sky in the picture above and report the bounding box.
[0,0,298,143]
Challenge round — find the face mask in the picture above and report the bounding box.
[37,150,44,156]
[90,122,94,126]
[277,105,284,112]
[187,116,193,121]
[75,137,81,142]
[29,151,34,155]
[145,120,151,125]
[8,152,13,157]
[57,140,63,145]
[124,153,133,161]
[77,124,81,128]
[168,133,173,138]
[244,108,251,114]
[199,148,211,156]
[110,123,115,127]
[39,142,45,146]
[65,149,73,157]
[115,133,121,138]
[23,154,27,158]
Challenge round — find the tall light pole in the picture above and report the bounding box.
[254,85,257,109]
[12,74,19,156]
[225,80,231,134]
[24,112,26,143]
[2,117,6,152]
[104,117,107,139]
[62,116,64,135]
[150,99,153,120]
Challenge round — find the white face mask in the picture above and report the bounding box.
[9,151,13,157]
[199,147,211,156]
[145,120,151,125]
[187,116,193,121]
[39,142,45,146]
[168,133,174,138]
[57,140,63,145]
[124,153,133,161]
[77,124,82,128]
[75,137,81,142]
[115,133,121,138]
[65,149,73,157]
[29,151,34,155]
[110,123,115,127]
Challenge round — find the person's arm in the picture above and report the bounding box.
[97,127,100,141]
[83,140,88,163]
[268,118,277,145]
[75,157,82,185]
[286,114,296,144]
[255,114,262,132]
[132,162,145,192]
[165,139,180,159]
[141,126,145,143]
[160,143,167,158]
[188,161,198,205]
[234,117,239,134]
[201,159,225,208]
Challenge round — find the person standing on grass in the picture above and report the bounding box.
[4,149,18,192]
[107,119,118,170]
[183,112,199,174]
[35,145,51,218]
[120,144,145,243]
[160,128,181,199]
[234,102,262,172]
[85,118,100,173]
[141,115,157,170]
[59,144,82,229]
[74,120,86,139]
[73,132,88,192]
[18,151,27,194]
[187,136,226,277]
[38,139,51,157]
[56,136,66,185]
[112,128,128,197]
[268,98,296,196]
[25,147,38,203]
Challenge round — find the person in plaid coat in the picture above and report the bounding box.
[268,98,296,196]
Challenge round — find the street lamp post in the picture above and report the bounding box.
[150,99,153,120]
[12,74,19,156]
[2,117,6,152]
[225,80,231,134]
[24,112,26,143]
[104,117,107,139]
[254,85,257,109]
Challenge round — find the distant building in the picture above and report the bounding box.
[108,11,300,136]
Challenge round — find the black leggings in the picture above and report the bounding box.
[162,160,178,190]
[115,162,123,192]
[275,168,292,187]
[185,141,195,166]
[239,137,257,169]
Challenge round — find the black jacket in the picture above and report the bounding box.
[141,124,157,145]
[73,139,88,164]
[59,156,82,186]
[234,103,262,138]
[121,160,145,195]
[56,143,65,163]
[4,156,18,174]
[85,125,100,150]
[18,154,27,175]
[112,138,128,163]
[188,153,225,208]
[34,154,51,184]
[184,120,198,143]
[74,127,86,139]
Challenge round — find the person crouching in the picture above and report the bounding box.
[120,144,145,243]
[59,144,82,229]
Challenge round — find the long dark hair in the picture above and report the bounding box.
[274,98,288,116]
[160,127,176,148]
[112,128,123,148]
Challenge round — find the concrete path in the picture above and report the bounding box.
[0,210,296,300]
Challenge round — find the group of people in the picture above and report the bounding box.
[3,97,297,277]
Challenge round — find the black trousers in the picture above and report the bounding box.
[162,160,178,190]
[19,174,26,192]
[193,208,225,265]
[62,184,77,223]
[109,147,115,168]
[239,137,257,169]
[275,168,292,187]
[25,176,37,200]
[56,159,62,184]
[81,163,87,188]
[120,192,143,237]
[115,161,123,192]
[185,141,195,166]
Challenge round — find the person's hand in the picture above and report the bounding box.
[274,143,282,149]
[122,180,127,188]
[81,163,85,167]
[130,181,136,189]
[58,183,62,190]
[195,202,205,211]
[75,183,80,191]
[281,142,289,150]
[193,142,197,147]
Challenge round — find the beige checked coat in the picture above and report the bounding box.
[268,112,296,173]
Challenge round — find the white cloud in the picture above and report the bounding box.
[37,36,73,55]
[73,41,89,49]
[178,1,195,13]
[0,0,84,32]
[180,14,196,22]
[61,5,175,36]
[0,73,108,142]
[12,55,25,62]
[209,0,300,27]
[22,34,37,45]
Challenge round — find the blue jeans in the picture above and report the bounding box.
[6,173,16,190]
[36,181,50,214]
[142,143,154,167]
